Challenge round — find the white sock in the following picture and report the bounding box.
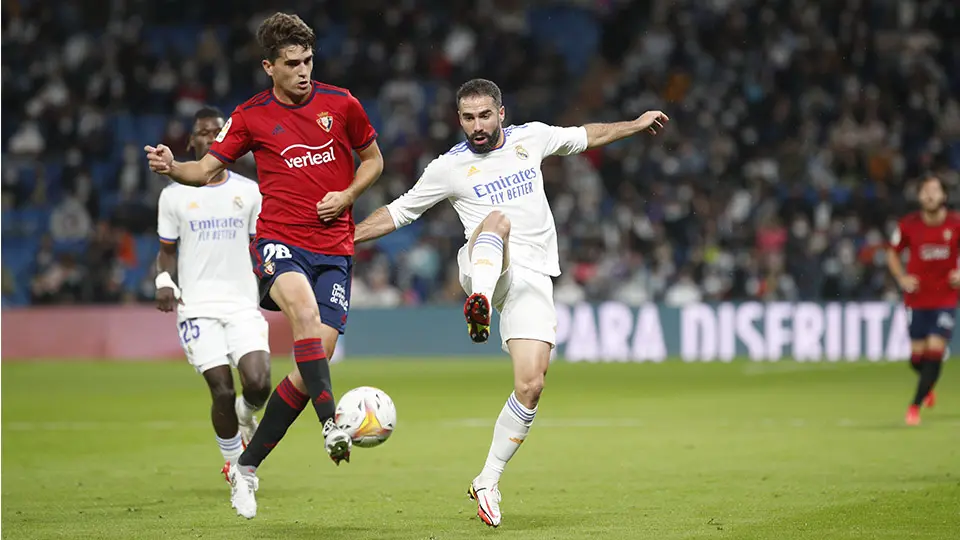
[471,232,505,300]
[235,395,260,423]
[479,392,537,483]
[217,432,244,465]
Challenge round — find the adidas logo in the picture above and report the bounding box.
[272,124,285,136]
[316,390,333,403]
[467,166,480,177]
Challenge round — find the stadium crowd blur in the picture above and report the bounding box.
[3,0,959,308]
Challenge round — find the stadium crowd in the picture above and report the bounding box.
[3,0,959,307]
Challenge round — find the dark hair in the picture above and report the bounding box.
[256,12,316,61]
[194,106,225,123]
[456,78,502,108]
[920,175,945,192]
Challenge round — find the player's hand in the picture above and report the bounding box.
[316,191,354,223]
[897,274,919,293]
[950,270,960,289]
[636,110,670,135]
[144,144,174,175]
[156,287,182,312]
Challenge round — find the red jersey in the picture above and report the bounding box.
[890,211,960,309]
[208,81,377,255]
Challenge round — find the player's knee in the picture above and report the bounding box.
[515,375,545,406]
[243,370,271,405]
[209,381,235,406]
[288,305,323,339]
[482,210,511,238]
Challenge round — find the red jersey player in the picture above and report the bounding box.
[145,13,383,518]
[887,175,960,426]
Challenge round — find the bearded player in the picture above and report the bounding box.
[887,175,960,426]
[145,13,383,519]
[155,106,270,476]
[354,78,669,528]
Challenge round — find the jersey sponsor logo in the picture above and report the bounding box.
[515,145,529,160]
[316,112,333,132]
[918,244,950,261]
[280,141,336,169]
[215,118,232,143]
[189,217,246,241]
[471,167,538,204]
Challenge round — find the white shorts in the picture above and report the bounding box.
[176,311,270,373]
[458,246,557,353]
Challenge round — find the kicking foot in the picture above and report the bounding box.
[323,418,352,465]
[923,390,936,409]
[225,462,258,519]
[467,476,502,527]
[905,404,921,426]
[464,293,491,343]
[236,396,259,446]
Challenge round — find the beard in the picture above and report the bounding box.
[465,124,502,154]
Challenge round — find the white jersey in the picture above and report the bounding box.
[157,171,262,319]
[386,122,588,276]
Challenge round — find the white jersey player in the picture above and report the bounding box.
[155,107,272,480]
[354,79,669,528]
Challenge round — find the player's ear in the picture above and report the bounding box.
[261,58,273,77]
[499,106,505,121]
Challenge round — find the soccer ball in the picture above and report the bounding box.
[334,386,396,448]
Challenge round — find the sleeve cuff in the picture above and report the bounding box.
[353,133,378,151]
[208,149,235,164]
[159,236,178,244]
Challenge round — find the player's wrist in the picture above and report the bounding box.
[155,272,181,298]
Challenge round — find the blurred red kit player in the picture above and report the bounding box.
[887,175,959,426]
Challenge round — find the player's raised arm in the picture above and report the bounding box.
[583,110,670,149]
[144,147,225,187]
[355,159,450,243]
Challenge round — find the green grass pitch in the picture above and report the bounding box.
[2,359,959,539]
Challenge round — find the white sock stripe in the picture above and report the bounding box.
[473,240,504,254]
[474,233,504,249]
[506,395,536,423]
[216,434,244,450]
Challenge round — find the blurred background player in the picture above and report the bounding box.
[155,106,271,475]
[145,12,383,519]
[887,175,960,426]
[355,78,668,527]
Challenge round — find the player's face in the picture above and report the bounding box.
[919,179,946,212]
[188,116,225,159]
[458,95,505,154]
[263,45,314,100]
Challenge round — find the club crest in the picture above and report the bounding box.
[233,196,244,209]
[317,112,333,132]
[515,145,529,160]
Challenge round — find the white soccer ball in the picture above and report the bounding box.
[335,386,396,448]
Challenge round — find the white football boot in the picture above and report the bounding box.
[467,476,502,527]
[235,396,259,446]
[322,418,352,465]
[226,462,258,519]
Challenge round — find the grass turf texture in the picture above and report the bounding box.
[2,359,958,540]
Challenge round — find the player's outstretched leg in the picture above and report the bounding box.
[235,351,271,444]
[202,366,247,469]
[266,272,351,464]
[464,211,510,343]
[469,338,549,528]
[907,336,947,425]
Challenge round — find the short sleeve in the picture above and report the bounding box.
[531,121,588,157]
[157,188,179,243]
[385,158,450,228]
[346,94,378,151]
[249,188,262,236]
[208,109,253,164]
[890,222,908,253]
